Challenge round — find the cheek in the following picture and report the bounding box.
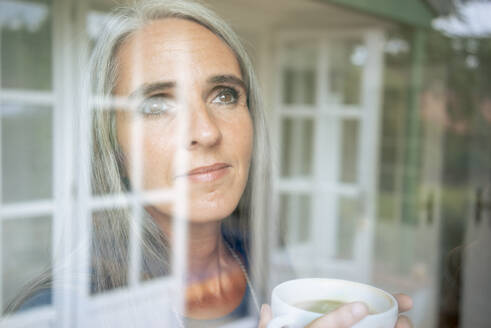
[140,126,176,187]
[116,119,176,189]
[115,117,131,170]
[225,112,254,172]
[241,114,254,167]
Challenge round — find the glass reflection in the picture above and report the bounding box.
[1,102,52,203]
[278,193,312,247]
[0,0,52,90]
[282,40,317,106]
[2,216,52,313]
[327,39,364,106]
[280,118,313,178]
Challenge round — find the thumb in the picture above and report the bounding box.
[258,304,273,328]
[305,302,368,328]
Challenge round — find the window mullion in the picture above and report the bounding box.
[52,0,83,326]
[0,90,53,105]
[0,200,54,219]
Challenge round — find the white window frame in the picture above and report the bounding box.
[271,28,385,284]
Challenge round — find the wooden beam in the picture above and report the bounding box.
[324,0,435,28]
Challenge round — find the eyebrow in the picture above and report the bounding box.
[129,81,176,99]
[128,74,247,99]
[207,75,247,91]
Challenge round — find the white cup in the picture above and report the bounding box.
[268,278,398,328]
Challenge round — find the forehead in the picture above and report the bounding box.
[114,18,242,94]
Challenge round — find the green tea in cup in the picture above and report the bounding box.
[294,299,346,314]
[294,299,376,315]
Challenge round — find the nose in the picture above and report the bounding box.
[186,102,222,149]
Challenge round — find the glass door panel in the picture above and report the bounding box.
[278,193,312,248]
[335,195,362,260]
[281,40,318,106]
[0,0,53,90]
[339,119,360,184]
[2,216,52,313]
[1,102,53,203]
[326,38,365,106]
[280,118,314,178]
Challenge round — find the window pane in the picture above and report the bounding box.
[280,118,314,178]
[327,39,365,106]
[339,119,360,183]
[282,40,317,105]
[2,216,52,313]
[86,10,111,52]
[278,193,312,247]
[282,68,316,105]
[0,0,52,90]
[1,103,52,203]
[335,196,361,260]
[90,208,171,295]
[90,209,130,295]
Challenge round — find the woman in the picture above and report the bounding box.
[11,1,413,327]
[89,1,266,325]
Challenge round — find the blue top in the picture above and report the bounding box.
[17,287,52,311]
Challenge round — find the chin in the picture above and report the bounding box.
[187,199,239,223]
[146,202,237,225]
[180,184,244,222]
[146,187,245,223]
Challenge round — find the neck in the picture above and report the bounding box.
[145,206,230,281]
[186,221,227,279]
[145,207,248,320]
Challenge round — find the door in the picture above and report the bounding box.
[271,29,385,286]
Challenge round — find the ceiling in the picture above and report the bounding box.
[90,0,395,33]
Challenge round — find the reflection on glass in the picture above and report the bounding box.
[336,196,361,260]
[2,216,52,313]
[0,0,52,90]
[90,209,130,294]
[283,69,316,105]
[90,208,170,295]
[339,119,359,183]
[377,183,398,222]
[86,10,111,51]
[278,193,311,247]
[1,103,52,203]
[282,40,317,105]
[327,39,365,105]
[280,118,313,178]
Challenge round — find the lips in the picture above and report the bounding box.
[187,163,230,176]
[176,162,231,183]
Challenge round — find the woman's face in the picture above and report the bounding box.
[114,18,253,223]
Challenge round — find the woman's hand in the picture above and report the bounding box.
[393,293,413,328]
[258,293,413,328]
[258,302,368,328]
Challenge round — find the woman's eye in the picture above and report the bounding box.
[212,88,238,105]
[138,96,173,115]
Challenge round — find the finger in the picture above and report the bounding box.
[395,315,413,328]
[305,302,368,328]
[258,304,272,328]
[393,294,413,313]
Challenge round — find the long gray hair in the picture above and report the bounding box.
[6,0,271,312]
[90,0,270,291]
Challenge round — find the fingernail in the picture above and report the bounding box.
[351,302,368,318]
[260,304,266,315]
